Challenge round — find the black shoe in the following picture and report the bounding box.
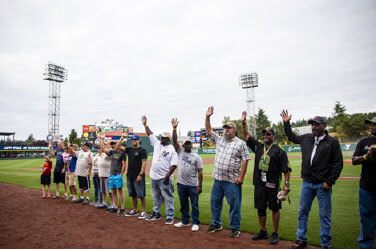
[270,232,279,244]
[207,224,223,233]
[145,212,161,221]
[231,229,240,238]
[252,230,269,240]
[117,209,125,216]
[292,240,307,249]
[106,208,118,214]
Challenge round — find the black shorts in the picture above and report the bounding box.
[78,176,90,192]
[254,186,281,211]
[41,174,51,185]
[53,170,65,184]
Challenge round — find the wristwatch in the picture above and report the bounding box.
[284,181,290,186]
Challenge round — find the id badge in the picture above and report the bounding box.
[261,172,267,182]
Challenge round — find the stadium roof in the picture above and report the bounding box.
[0,132,15,136]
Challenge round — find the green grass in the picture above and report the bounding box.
[0,153,363,249]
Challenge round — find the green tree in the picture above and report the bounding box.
[69,129,78,142]
[342,113,369,138]
[72,137,81,146]
[255,108,271,139]
[330,101,349,143]
[272,121,288,145]
[26,133,35,145]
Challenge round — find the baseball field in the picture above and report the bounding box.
[0,152,363,248]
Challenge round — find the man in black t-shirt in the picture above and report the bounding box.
[352,117,376,249]
[241,111,291,245]
[48,140,68,199]
[116,132,148,219]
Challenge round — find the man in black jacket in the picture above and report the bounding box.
[280,110,343,249]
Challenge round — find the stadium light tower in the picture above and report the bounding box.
[43,62,68,140]
[239,73,258,136]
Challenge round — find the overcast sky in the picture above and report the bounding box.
[0,0,375,140]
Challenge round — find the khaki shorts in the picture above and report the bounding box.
[66,172,77,186]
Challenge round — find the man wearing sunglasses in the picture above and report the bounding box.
[116,132,148,220]
[241,111,291,245]
[281,110,343,249]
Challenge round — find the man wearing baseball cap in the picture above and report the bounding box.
[280,110,343,249]
[142,116,178,225]
[115,133,148,219]
[205,106,251,238]
[74,142,93,205]
[241,111,291,245]
[168,118,203,232]
[352,117,376,248]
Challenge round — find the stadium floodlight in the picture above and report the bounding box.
[43,62,68,140]
[239,73,258,136]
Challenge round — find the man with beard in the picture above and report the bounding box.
[168,118,203,232]
[205,106,251,238]
[142,115,178,225]
[352,117,376,249]
[280,110,343,249]
[241,111,291,245]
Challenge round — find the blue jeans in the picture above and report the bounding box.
[151,178,174,219]
[177,183,200,225]
[358,188,376,249]
[93,175,103,203]
[210,179,242,230]
[297,180,332,247]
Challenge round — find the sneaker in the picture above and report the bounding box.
[252,230,269,240]
[117,209,126,216]
[146,212,161,221]
[96,203,107,209]
[125,210,138,217]
[89,201,97,206]
[82,199,90,205]
[165,218,174,225]
[207,224,223,233]
[42,195,46,199]
[74,198,84,203]
[270,232,279,245]
[231,229,240,238]
[61,195,67,199]
[107,208,118,214]
[106,205,114,211]
[47,194,51,198]
[292,240,307,249]
[322,246,331,249]
[191,224,199,232]
[64,195,71,200]
[174,222,190,228]
[52,195,59,199]
[138,212,147,220]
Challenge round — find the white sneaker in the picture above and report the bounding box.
[138,212,147,220]
[191,224,199,232]
[174,222,190,228]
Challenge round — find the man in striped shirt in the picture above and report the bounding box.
[205,106,251,238]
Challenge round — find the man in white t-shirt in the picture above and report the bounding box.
[94,141,113,209]
[73,142,93,205]
[142,116,178,225]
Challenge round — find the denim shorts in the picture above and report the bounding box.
[109,174,123,189]
[127,175,146,199]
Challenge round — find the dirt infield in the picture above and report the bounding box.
[0,182,319,249]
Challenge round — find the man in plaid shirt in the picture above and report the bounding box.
[205,106,251,238]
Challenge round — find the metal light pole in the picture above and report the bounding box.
[43,62,68,140]
[239,73,258,136]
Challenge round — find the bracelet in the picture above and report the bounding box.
[363,154,367,160]
[144,124,148,128]
[173,128,177,130]
[284,181,290,186]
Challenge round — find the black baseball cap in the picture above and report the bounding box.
[262,127,275,135]
[308,116,326,125]
[82,142,90,147]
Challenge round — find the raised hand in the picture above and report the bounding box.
[241,111,247,124]
[141,116,147,126]
[206,106,214,117]
[122,128,129,137]
[280,110,292,123]
[171,118,179,128]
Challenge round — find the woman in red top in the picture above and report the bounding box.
[41,156,53,198]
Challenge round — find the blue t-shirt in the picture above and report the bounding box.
[55,149,65,170]
[69,155,78,173]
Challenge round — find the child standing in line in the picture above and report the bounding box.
[62,147,70,198]
[41,156,53,198]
